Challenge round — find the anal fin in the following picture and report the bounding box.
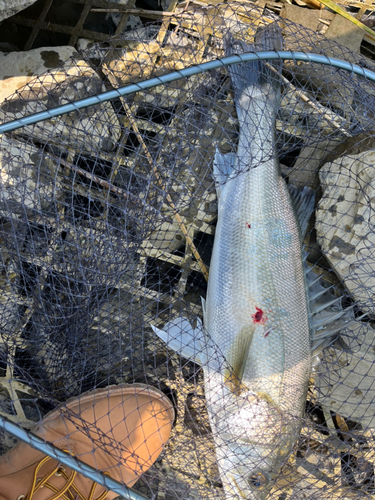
[305,256,355,359]
[288,185,315,238]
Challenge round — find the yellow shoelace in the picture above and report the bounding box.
[23,452,110,500]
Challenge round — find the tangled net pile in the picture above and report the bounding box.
[1,2,375,499]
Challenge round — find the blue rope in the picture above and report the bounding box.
[0,50,374,134]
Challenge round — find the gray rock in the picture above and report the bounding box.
[0,0,37,22]
[76,38,96,52]
[0,57,121,154]
[0,135,63,215]
[324,15,364,53]
[0,46,77,103]
[148,222,186,253]
[111,12,142,31]
[317,322,375,429]
[106,0,131,4]
[315,149,375,313]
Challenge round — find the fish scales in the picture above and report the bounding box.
[208,145,311,393]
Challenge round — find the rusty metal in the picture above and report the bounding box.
[0,0,138,50]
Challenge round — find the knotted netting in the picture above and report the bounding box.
[0,2,375,499]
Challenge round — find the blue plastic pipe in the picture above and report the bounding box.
[0,50,374,134]
[0,416,148,500]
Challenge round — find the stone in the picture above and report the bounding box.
[148,222,185,253]
[281,17,364,121]
[280,4,322,32]
[0,47,77,80]
[317,322,375,429]
[315,149,375,313]
[325,14,364,53]
[286,138,343,189]
[103,29,215,86]
[103,0,139,30]
[111,12,142,31]
[76,38,95,52]
[0,0,37,22]
[0,135,63,216]
[0,46,77,103]
[106,0,132,4]
[0,57,121,154]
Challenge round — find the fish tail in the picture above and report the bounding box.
[224,23,283,109]
[255,23,283,54]
[224,36,261,98]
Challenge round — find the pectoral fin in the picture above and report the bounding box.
[151,316,206,365]
[224,325,255,395]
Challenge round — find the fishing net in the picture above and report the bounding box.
[0,2,375,499]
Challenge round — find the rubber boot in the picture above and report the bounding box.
[0,383,174,500]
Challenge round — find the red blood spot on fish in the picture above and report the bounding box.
[251,307,267,325]
[264,329,271,338]
[245,222,251,229]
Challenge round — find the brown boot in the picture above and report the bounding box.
[0,383,174,500]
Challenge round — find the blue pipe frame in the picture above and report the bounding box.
[0,51,374,134]
[0,416,148,499]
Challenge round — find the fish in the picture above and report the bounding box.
[152,23,354,500]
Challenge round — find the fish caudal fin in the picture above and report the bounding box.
[254,23,283,89]
[224,35,261,97]
[151,317,206,365]
[224,23,283,107]
[255,23,284,51]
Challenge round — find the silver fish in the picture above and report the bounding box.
[152,23,354,500]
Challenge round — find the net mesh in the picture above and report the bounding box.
[0,2,375,499]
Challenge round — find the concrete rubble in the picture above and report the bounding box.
[316,150,375,314]
[0,0,37,23]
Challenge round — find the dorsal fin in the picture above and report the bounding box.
[288,185,315,237]
[213,148,237,199]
